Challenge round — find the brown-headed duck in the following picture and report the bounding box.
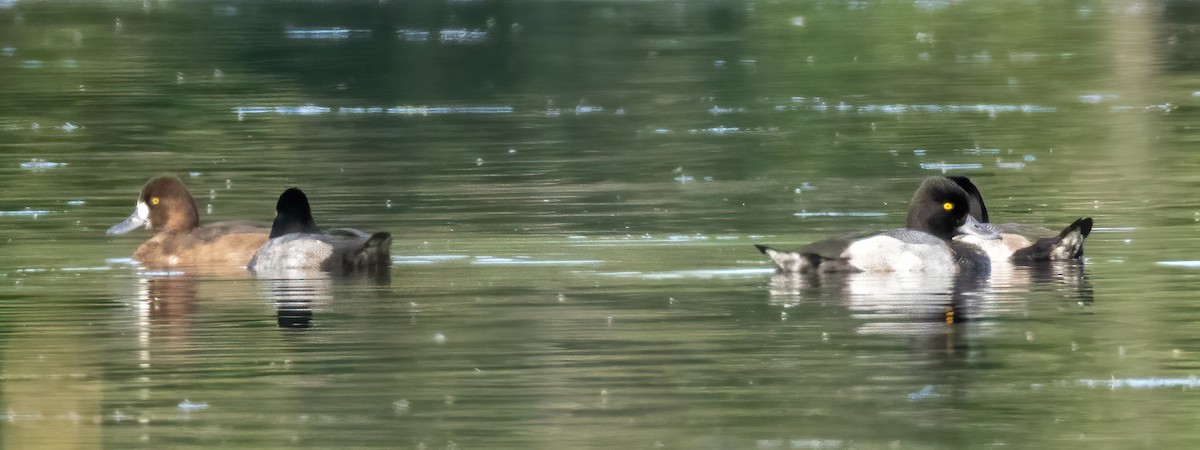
[107,176,269,268]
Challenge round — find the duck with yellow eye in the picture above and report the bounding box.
[107,176,270,269]
[755,177,1000,274]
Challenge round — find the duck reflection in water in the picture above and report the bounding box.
[263,271,394,329]
[268,275,326,329]
[138,273,200,329]
[134,270,358,331]
[768,271,988,330]
[767,256,1093,328]
[767,265,1091,374]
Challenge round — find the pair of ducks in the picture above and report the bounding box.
[756,176,1093,274]
[107,177,391,275]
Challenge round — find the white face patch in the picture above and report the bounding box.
[136,201,151,229]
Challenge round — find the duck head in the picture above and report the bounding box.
[107,176,200,235]
[270,188,319,238]
[907,177,999,241]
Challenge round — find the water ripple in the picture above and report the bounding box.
[1157,261,1200,268]
[773,98,1057,115]
[284,27,370,40]
[20,159,68,170]
[594,268,774,279]
[0,209,52,216]
[234,105,513,118]
[1077,376,1200,389]
[794,211,887,218]
[473,256,602,266]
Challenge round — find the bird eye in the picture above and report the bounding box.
[151,197,160,206]
[942,202,954,211]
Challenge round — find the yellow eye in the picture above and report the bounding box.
[943,202,954,211]
[151,197,160,206]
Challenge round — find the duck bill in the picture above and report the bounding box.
[107,202,150,235]
[957,215,1000,240]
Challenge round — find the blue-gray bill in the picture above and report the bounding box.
[958,215,1000,240]
[106,213,147,235]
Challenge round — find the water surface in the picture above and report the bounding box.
[3,1,1200,448]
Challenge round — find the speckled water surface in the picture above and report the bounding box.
[4,1,1200,448]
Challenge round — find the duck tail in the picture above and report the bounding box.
[754,244,813,273]
[1012,218,1093,261]
[1062,217,1093,239]
[345,232,392,270]
[1055,217,1092,259]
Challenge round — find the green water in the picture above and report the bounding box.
[3,0,1200,448]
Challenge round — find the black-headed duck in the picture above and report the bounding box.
[755,177,1000,274]
[107,176,270,268]
[248,188,392,276]
[945,176,1093,262]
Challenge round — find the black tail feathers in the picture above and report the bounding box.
[1013,217,1093,262]
[1063,217,1093,239]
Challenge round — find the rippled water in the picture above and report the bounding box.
[4,0,1200,448]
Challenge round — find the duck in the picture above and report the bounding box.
[944,176,1093,262]
[755,177,1000,274]
[107,176,270,268]
[247,188,392,276]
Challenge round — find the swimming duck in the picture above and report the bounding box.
[945,176,1093,262]
[107,176,270,267]
[755,177,1000,274]
[248,188,392,276]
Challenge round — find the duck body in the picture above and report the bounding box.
[756,177,997,274]
[132,222,271,267]
[247,188,392,276]
[944,176,1093,262]
[250,229,392,275]
[958,219,1093,262]
[107,176,269,268]
[757,228,990,274]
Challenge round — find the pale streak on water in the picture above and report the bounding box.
[593,268,774,280]
[232,105,515,119]
[0,209,52,216]
[283,27,490,45]
[283,27,370,40]
[1077,377,1200,389]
